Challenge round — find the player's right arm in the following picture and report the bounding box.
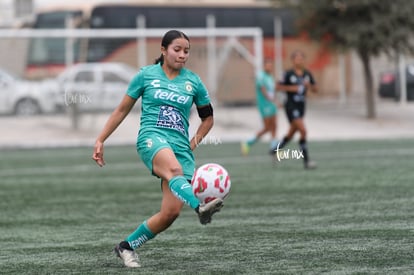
[92,95,137,167]
[93,68,144,167]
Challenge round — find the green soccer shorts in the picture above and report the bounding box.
[136,133,195,181]
[259,101,277,118]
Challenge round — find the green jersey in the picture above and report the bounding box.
[126,63,210,148]
[256,70,275,106]
[255,70,276,118]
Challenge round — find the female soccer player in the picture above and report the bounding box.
[92,30,223,268]
[275,50,317,169]
[241,59,279,156]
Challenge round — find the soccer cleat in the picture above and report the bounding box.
[198,198,224,225]
[304,160,317,170]
[241,142,250,156]
[114,244,141,268]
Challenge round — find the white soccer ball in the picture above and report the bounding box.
[191,163,231,204]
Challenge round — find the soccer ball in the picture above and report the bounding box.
[191,163,231,204]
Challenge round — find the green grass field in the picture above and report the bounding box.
[1,139,414,274]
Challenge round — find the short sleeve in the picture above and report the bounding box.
[126,68,145,99]
[282,71,291,85]
[193,76,211,107]
[256,71,265,87]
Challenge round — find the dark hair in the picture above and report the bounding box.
[154,30,190,65]
[263,58,273,65]
[290,50,305,60]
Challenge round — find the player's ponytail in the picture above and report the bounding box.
[154,54,164,65]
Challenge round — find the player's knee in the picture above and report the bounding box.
[264,121,272,131]
[169,166,183,177]
[300,129,307,139]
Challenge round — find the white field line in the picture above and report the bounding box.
[1,148,414,178]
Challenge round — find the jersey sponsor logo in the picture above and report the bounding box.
[154,90,190,104]
[168,84,179,92]
[156,105,186,135]
[151,79,161,88]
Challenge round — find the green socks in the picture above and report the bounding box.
[126,220,156,249]
[247,137,257,146]
[168,175,200,209]
[125,176,200,250]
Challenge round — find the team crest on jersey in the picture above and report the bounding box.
[185,82,193,93]
[156,105,186,135]
[290,75,298,83]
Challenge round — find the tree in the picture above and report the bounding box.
[280,0,414,118]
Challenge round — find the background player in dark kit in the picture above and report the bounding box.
[275,50,318,169]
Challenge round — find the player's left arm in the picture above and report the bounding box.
[190,104,214,151]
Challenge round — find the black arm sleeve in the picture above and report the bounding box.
[197,103,213,119]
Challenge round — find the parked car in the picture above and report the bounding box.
[378,64,414,101]
[0,69,63,115]
[54,62,137,112]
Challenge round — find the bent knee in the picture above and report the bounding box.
[158,166,184,181]
[300,130,307,139]
[169,166,183,178]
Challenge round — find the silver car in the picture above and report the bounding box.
[0,69,63,115]
[56,63,137,112]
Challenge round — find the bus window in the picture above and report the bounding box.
[27,10,85,79]
[26,4,297,79]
